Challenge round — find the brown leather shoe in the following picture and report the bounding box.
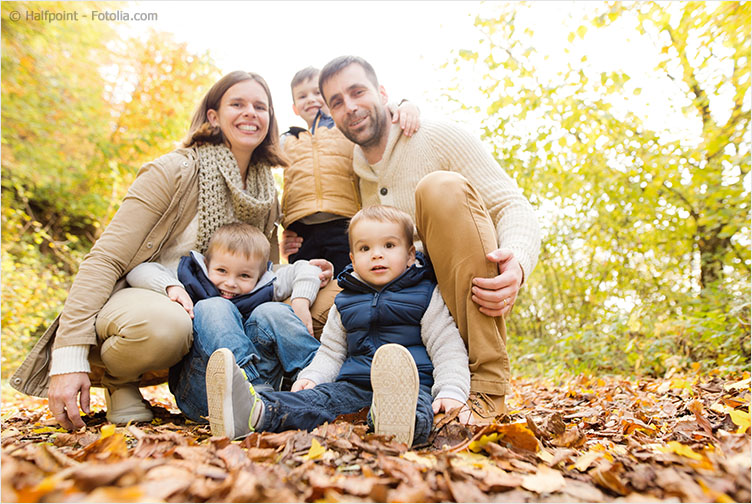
[466,392,507,424]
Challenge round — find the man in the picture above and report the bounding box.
[283,56,540,420]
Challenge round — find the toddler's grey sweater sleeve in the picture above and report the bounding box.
[421,286,471,403]
[297,305,347,384]
[125,262,182,295]
[273,260,321,305]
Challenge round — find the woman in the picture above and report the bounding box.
[10,71,334,429]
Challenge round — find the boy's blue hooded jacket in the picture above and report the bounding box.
[177,251,275,319]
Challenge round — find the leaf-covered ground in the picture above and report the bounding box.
[1,372,750,502]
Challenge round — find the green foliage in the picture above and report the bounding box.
[1,2,222,376]
[447,1,750,377]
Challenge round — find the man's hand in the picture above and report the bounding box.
[280,229,303,261]
[291,297,314,336]
[291,378,316,392]
[308,259,334,288]
[471,248,524,317]
[167,285,194,319]
[48,372,91,430]
[432,397,471,424]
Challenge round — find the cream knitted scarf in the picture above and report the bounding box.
[196,143,276,253]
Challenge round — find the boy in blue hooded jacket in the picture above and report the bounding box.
[126,222,322,422]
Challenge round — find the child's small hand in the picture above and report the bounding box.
[393,101,421,137]
[432,397,471,424]
[167,285,194,319]
[291,297,314,336]
[291,378,316,392]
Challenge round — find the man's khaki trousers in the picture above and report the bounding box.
[415,171,511,396]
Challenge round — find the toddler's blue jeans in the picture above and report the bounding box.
[256,381,435,445]
[169,299,320,422]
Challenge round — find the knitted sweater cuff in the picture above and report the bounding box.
[50,345,91,376]
[504,244,536,286]
[291,278,321,306]
[434,385,468,404]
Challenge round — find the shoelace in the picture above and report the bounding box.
[469,392,497,418]
[241,369,262,433]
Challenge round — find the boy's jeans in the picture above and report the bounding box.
[169,299,320,422]
[256,382,435,445]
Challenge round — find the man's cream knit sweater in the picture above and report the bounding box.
[352,119,540,279]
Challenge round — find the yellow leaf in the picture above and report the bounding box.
[698,478,735,503]
[32,427,66,434]
[100,424,116,439]
[303,438,326,460]
[659,441,703,461]
[729,410,750,433]
[468,432,499,452]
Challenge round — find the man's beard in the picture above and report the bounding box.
[341,106,387,148]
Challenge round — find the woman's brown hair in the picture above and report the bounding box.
[183,71,288,168]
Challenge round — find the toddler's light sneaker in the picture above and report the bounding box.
[370,343,419,445]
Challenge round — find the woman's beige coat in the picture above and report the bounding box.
[10,147,281,397]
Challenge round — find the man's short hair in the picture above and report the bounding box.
[347,205,415,251]
[290,66,320,95]
[319,56,379,101]
[205,222,270,277]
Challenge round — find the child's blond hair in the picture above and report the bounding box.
[347,205,415,250]
[205,222,270,277]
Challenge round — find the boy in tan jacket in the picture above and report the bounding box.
[280,66,419,275]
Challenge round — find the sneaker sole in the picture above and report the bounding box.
[206,348,235,438]
[370,344,419,445]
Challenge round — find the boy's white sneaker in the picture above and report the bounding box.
[104,384,154,424]
[205,348,263,439]
[370,343,420,446]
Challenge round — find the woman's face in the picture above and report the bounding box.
[207,79,270,160]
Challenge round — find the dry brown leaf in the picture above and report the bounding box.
[521,464,566,493]
[591,462,629,496]
[688,398,715,438]
[550,425,586,448]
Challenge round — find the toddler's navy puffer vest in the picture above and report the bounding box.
[335,252,435,389]
[177,252,274,319]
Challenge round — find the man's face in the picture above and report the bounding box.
[321,63,389,148]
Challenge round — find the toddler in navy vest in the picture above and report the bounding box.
[125,222,322,422]
[204,205,470,446]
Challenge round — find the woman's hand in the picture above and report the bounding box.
[308,259,334,287]
[291,297,314,336]
[48,372,91,430]
[280,229,303,261]
[167,285,194,319]
[291,378,316,392]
